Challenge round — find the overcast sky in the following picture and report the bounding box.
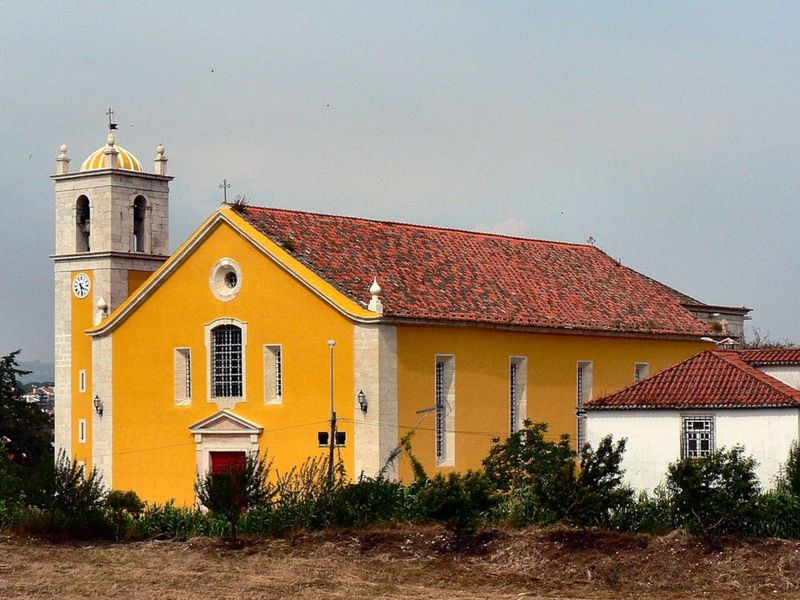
[1,2,799,362]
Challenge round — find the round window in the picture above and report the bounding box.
[210,259,242,301]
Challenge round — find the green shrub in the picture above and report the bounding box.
[105,490,145,540]
[332,475,411,528]
[609,487,675,534]
[415,470,497,539]
[745,489,800,539]
[195,453,274,540]
[570,436,633,528]
[131,501,214,540]
[778,441,800,496]
[666,446,760,537]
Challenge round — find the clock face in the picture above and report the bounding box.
[72,273,91,299]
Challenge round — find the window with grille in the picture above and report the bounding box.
[174,348,192,405]
[264,345,282,404]
[683,416,714,458]
[211,325,243,398]
[434,355,455,466]
[576,361,593,450]
[509,357,527,435]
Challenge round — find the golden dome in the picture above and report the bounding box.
[80,133,143,172]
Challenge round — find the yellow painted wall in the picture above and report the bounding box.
[394,325,709,480]
[109,222,356,504]
[127,270,151,296]
[71,271,94,467]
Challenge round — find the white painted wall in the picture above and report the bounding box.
[587,408,800,492]
[759,366,800,391]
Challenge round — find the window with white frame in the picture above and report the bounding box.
[210,324,243,398]
[682,415,714,458]
[634,362,650,383]
[576,361,593,449]
[509,356,528,435]
[435,355,456,466]
[78,418,87,443]
[264,344,283,404]
[79,369,87,393]
[174,348,192,406]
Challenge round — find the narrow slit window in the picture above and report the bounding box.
[79,369,87,393]
[264,345,283,404]
[78,418,87,443]
[434,355,455,466]
[510,357,528,435]
[576,361,593,450]
[174,348,192,405]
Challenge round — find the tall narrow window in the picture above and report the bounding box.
[576,361,593,450]
[634,362,650,383]
[211,325,243,398]
[133,196,147,252]
[174,348,192,406]
[434,355,456,466]
[79,369,87,393]
[78,419,87,443]
[509,357,528,435]
[264,345,283,404]
[76,196,91,252]
[682,415,714,458]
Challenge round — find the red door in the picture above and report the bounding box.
[210,451,246,475]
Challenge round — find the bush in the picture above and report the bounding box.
[609,487,675,534]
[333,475,411,528]
[131,501,221,540]
[745,489,800,539]
[666,446,760,537]
[570,436,633,528]
[415,470,497,539]
[22,451,109,538]
[778,441,800,496]
[105,490,145,540]
[195,453,274,540]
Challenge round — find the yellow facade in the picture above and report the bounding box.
[71,270,94,467]
[109,220,358,504]
[394,326,707,480]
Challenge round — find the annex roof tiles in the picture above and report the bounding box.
[586,350,800,410]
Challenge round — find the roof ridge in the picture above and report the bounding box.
[715,351,800,401]
[243,205,596,249]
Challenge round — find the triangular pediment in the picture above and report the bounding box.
[189,410,263,434]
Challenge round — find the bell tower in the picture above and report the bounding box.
[52,128,172,464]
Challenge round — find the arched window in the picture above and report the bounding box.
[133,196,147,252]
[210,324,243,398]
[76,196,91,252]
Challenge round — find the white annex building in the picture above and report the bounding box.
[587,349,800,492]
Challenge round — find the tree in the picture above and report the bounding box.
[0,350,52,470]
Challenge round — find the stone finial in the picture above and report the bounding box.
[104,133,118,169]
[95,296,109,325]
[154,143,168,176]
[368,277,383,314]
[56,144,70,175]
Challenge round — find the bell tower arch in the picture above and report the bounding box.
[52,130,173,471]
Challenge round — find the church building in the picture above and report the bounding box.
[52,130,749,505]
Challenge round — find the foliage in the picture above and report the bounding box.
[744,490,800,539]
[131,501,226,540]
[777,441,800,496]
[332,475,412,528]
[742,327,798,349]
[484,422,631,527]
[609,487,675,534]
[571,436,634,527]
[105,490,145,540]
[195,452,274,539]
[0,350,52,471]
[666,446,760,537]
[415,470,497,538]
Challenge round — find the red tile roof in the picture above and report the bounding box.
[587,350,800,410]
[738,349,800,366]
[240,206,715,336]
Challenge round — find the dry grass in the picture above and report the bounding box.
[2,527,800,599]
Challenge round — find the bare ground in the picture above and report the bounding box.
[2,527,800,599]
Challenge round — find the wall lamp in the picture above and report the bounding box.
[357,390,368,413]
[93,394,104,416]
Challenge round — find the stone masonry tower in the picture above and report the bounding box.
[52,130,172,466]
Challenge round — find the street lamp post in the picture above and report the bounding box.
[327,339,336,484]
